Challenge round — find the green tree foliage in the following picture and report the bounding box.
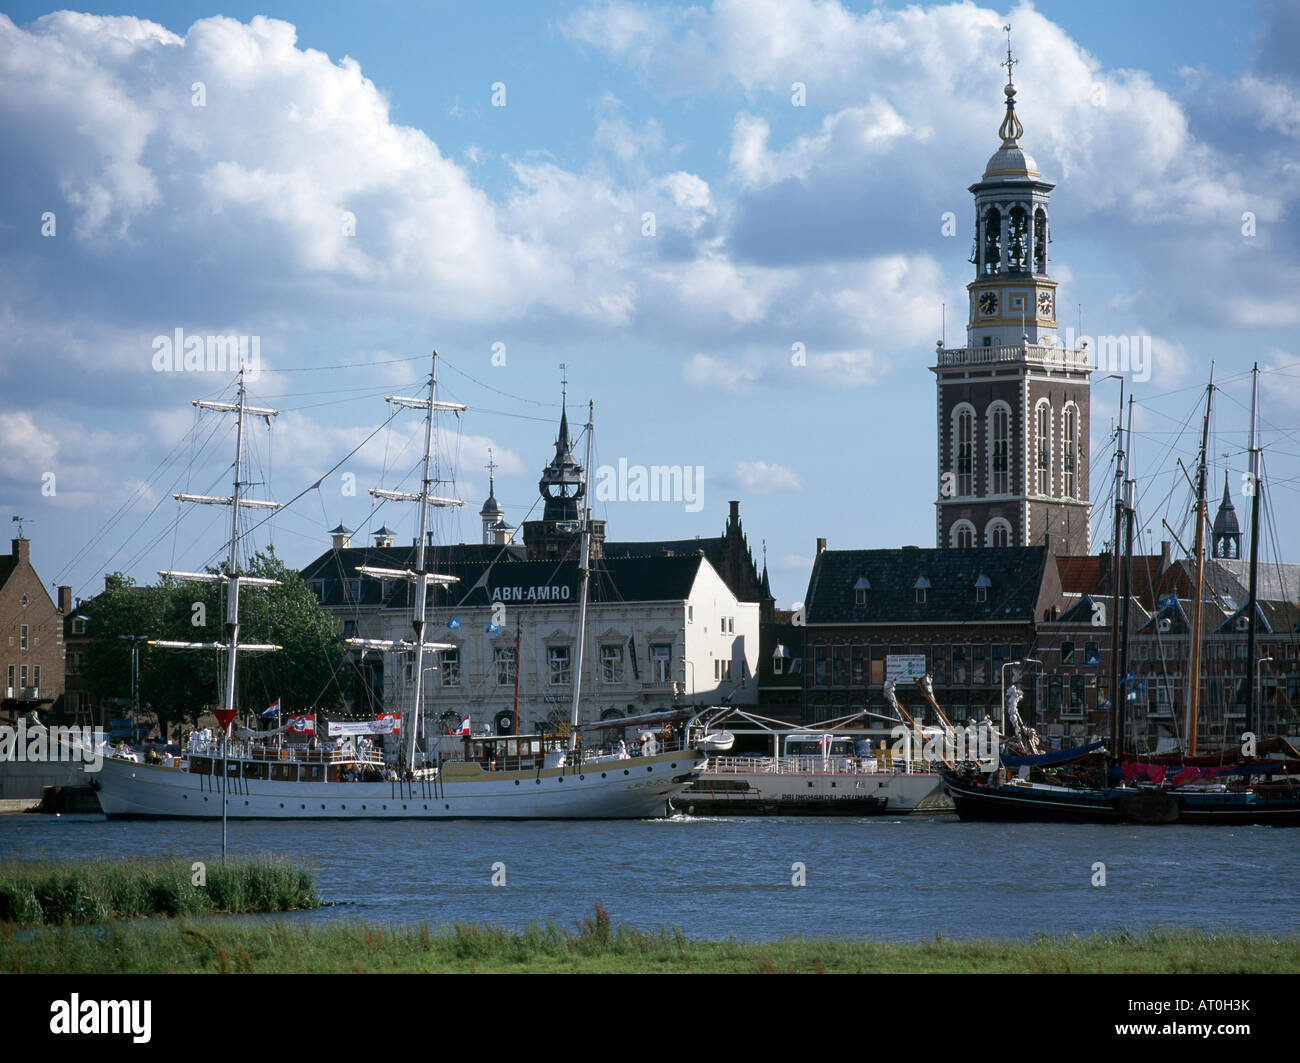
[81,551,346,738]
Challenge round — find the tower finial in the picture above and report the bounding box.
[486,448,498,494]
[997,23,1024,147]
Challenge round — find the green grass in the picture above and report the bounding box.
[3,904,1297,973]
[0,857,319,928]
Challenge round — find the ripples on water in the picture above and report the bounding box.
[2,813,1296,941]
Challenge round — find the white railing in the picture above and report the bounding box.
[704,755,940,777]
[935,343,1090,371]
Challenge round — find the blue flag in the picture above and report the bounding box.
[485,619,500,634]
[447,617,460,630]
[1084,648,1100,667]
[1158,594,1178,610]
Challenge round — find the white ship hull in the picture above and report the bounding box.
[679,765,951,815]
[87,749,705,820]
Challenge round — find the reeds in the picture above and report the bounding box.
[0,857,319,928]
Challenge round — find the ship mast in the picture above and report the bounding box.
[348,352,466,773]
[568,400,595,753]
[154,367,284,860]
[1182,367,1214,755]
[1244,363,1262,736]
[1116,395,1135,755]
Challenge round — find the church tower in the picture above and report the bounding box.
[932,27,1092,554]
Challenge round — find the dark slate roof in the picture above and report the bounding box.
[302,546,706,610]
[604,537,724,567]
[805,546,1047,625]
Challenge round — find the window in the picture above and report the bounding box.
[342,620,358,638]
[983,207,1001,273]
[976,586,987,603]
[68,652,81,675]
[1036,403,1051,495]
[1034,208,1047,274]
[916,587,927,603]
[1008,206,1028,270]
[1060,641,1075,665]
[1063,405,1078,498]
[773,650,785,676]
[851,645,865,685]
[832,645,848,686]
[729,617,735,634]
[956,408,974,496]
[972,645,987,684]
[855,587,866,605]
[687,605,693,622]
[814,646,829,686]
[600,645,624,684]
[495,646,517,686]
[953,522,974,548]
[33,665,40,690]
[952,647,967,684]
[20,665,29,687]
[650,644,671,683]
[441,648,460,686]
[20,625,28,651]
[870,647,885,685]
[6,665,13,692]
[1069,675,1085,713]
[343,579,361,601]
[1048,677,1063,711]
[990,405,1010,494]
[987,519,1010,547]
[1084,640,1099,666]
[72,618,86,635]
[548,646,571,686]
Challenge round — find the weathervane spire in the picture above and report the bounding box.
[996,22,1024,147]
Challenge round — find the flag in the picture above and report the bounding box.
[260,698,281,719]
[447,617,460,630]
[374,713,402,735]
[1158,593,1178,610]
[485,618,500,634]
[286,714,315,734]
[1083,648,1100,667]
[459,715,471,735]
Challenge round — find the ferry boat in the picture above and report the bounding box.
[87,356,708,819]
[671,706,951,816]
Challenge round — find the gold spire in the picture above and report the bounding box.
[997,23,1024,148]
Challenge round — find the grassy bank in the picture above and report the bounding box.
[0,857,319,927]
[3,906,1297,973]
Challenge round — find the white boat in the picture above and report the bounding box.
[672,706,952,816]
[87,355,706,819]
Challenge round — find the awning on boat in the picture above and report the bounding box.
[1001,741,1106,768]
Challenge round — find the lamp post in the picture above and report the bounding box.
[1001,658,1041,733]
[1256,657,1275,736]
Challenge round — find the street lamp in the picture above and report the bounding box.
[1001,658,1041,733]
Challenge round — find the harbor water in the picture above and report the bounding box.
[2,813,1296,942]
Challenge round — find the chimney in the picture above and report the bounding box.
[11,538,29,565]
[57,586,71,614]
[816,537,827,556]
[1160,540,1171,571]
[329,524,352,551]
[729,500,740,521]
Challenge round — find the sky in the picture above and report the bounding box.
[2,0,1299,611]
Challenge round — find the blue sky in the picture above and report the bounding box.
[2,0,1298,609]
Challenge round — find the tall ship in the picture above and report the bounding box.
[87,356,709,819]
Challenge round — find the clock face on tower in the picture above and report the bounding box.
[1037,290,1054,317]
[978,291,998,316]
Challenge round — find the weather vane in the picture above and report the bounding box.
[1001,23,1017,86]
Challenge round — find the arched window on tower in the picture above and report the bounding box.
[951,520,976,549]
[989,403,1010,494]
[1063,404,1078,498]
[1008,206,1028,271]
[1034,208,1047,274]
[956,407,974,496]
[986,518,1011,548]
[983,208,1001,275]
[1036,401,1051,496]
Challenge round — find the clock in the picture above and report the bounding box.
[978,291,998,316]
[1037,291,1053,317]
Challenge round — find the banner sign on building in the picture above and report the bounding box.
[885,654,927,684]
[327,714,402,737]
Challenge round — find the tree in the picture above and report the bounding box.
[80,551,347,739]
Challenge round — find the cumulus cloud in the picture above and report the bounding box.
[736,460,802,491]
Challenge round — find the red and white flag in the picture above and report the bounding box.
[459,715,471,735]
[286,713,316,734]
[375,713,402,735]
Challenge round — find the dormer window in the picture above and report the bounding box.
[853,577,870,606]
[914,576,931,604]
[772,644,790,676]
[975,573,991,604]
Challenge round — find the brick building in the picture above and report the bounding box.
[0,536,70,723]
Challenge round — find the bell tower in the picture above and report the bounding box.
[932,25,1092,554]
[522,368,606,560]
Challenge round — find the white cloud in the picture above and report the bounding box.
[736,460,802,491]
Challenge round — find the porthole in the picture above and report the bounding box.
[280,803,284,808]
[444,803,450,809]
[646,767,652,773]
[536,779,541,785]
[580,775,585,781]
[321,804,326,809]
[382,805,386,810]
[301,804,306,809]
[624,770,629,775]
[671,763,677,769]
[341,804,346,810]
[515,780,520,785]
